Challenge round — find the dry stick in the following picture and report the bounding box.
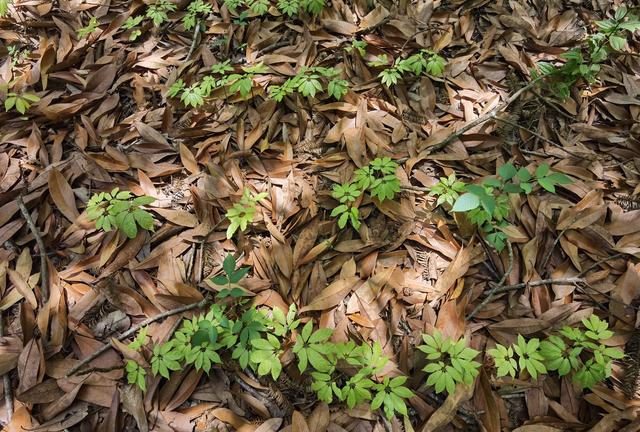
[66,297,209,377]
[486,277,584,296]
[493,116,562,149]
[16,195,48,303]
[0,313,12,423]
[426,76,546,154]
[467,241,513,320]
[539,227,569,272]
[185,19,202,61]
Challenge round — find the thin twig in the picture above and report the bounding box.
[355,16,391,35]
[467,242,513,320]
[0,312,12,423]
[401,184,430,193]
[66,297,209,377]
[186,19,202,61]
[576,253,625,278]
[427,76,545,154]
[493,116,562,149]
[484,277,584,296]
[539,227,569,272]
[16,195,48,303]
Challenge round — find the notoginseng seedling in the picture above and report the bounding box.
[225,188,268,239]
[330,157,402,231]
[418,330,481,394]
[450,163,571,250]
[86,188,156,238]
[488,315,624,389]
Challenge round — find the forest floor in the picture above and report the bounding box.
[1,0,640,431]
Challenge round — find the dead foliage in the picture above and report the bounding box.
[0,0,639,431]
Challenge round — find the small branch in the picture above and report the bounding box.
[0,313,12,423]
[66,297,209,377]
[185,19,202,61]
[428,76,545,154]
[401,184,430,193]
[467,241,513,320]
[258,40,290,55]
[355,16,391,35]
[484,277,584,296]
[17,195,48,303]
[493,116,562,149]
[539,227,569,272]
[576,253,625,278]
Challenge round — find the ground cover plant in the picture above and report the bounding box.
[0,1,639,431]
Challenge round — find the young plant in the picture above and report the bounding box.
[225,188,268,239]
[3,92,39,114]
[533,6,640,100]
[270,66,348,102]
[489,336,546,380]
[330,183,361,230]
[211,254,251,299]
[292,321,334,373]
[224,0,325,17]
[125,360,147,392]
[330,157,402,231]
[429,173,466,208]
[371,376,414,420]
[7,45,29,67]
[418,330,481,394]
[128,326,149,351]
[451,163,571,250]
[121,15,144,41]
[379,50,446,87]
[0,0,9,17]
[77,16,100,38]
[86,188,156,238]
[146,0,177,26]
[593,6,640,53]
[183,0,212,30]
[345,40,367,57]
[489,315,624,389]
[354,157,401,202]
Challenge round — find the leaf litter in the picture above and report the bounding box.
[0,0,639,431]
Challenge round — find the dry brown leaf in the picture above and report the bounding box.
[48,168,79,222]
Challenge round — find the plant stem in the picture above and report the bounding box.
[66,297,209,377]
[17,195,48,303]
[467,241,513,319]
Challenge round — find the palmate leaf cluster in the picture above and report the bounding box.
[331,157,401,230]
[269,66,348,101]
[377,49,446,87]
[301,332,414,420]
[225,188,268,239]
[122,257,416,420]
[429,173,466,208]
[0,0,9,17]
[77,16,100,38]
[445,163,571,250]
[211,254,252,299]
[4,92,40,114]
[183,0,212,30]
[532,6,640,100]
[167,62,269,108]
[418,330,481,394]
[224,0,325,17]
[86,188,156,238]
[488,315,624,389]
[121,0,210,39]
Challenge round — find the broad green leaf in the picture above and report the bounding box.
[452,193,480,212]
